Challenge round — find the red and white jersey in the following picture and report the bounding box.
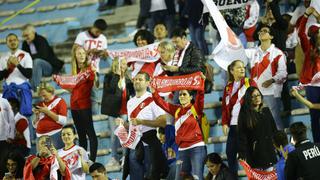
[58,145,89,180]
[74,31,108,72]
[0,49,32,85]
[127,92,166,133]
[243,0,259,29]
[246,44,287,97]
[130,61,155,78]
[14,112,31,148]
[222,78,256,126]
[34,96,68,136]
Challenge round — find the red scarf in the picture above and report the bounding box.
[24,155,71,180]
[151,72,204,92]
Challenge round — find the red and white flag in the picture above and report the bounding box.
[239,160,277,180]
[202,0,248,71]
[311,0,320,15]
[114,123,142,149]
[107,43,160,77]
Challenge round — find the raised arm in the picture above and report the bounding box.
[152,91,179,116]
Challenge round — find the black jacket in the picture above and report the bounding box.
[238,107,277,169]
[254,1,288,51]
[170,42,205,76]
[205,165,237,180]
[101,72,134,117]
[22,33,64,73]
[285,140,320,180]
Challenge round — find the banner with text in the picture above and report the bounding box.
[114,124,142,149]
[151,72,204,92]
[107,42,160,63]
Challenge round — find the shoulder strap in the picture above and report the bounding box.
[190,105,198,119]
[175,107,181,119]
[244,78,250,88]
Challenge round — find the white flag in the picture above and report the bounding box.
[311,0,320,15]
[202,0,248,71]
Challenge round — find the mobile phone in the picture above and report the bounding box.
[45,137,52,148]
[4,172,11,177]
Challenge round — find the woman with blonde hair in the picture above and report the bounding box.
[69,46,97,161]
[33,83,67,149]
[221,60,256,175]
[101,57,134,168]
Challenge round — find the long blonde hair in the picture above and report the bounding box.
[71,46,90,75]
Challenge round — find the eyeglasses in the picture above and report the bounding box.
[179,93,189,97]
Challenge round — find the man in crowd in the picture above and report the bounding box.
[247,25,287,130]
[123,72,168,180]
[285,122,320,179]
[164,27,205,76]
[90,162,110,180]
[0,33,33,117]
[72,19,108,115]
[22,24,64,91]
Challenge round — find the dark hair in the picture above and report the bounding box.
[89,162,106,173]
[227,60,244,82]
[170,27,187,38]
[8,98,20,110]
[6,33,18,41]
[238,86,263,129]
[62,124,77,134]
[93,19,108,31]
[289,122,307,143]
[158,127,165,134]
[259,25,275,40]
[6,152,25,178]
[205,153,223,164]
[133,29,155,46]
[136,71,150,81]
[273,130,288,148]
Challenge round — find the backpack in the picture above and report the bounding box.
[175,105,210,144]
[204,63,214,94]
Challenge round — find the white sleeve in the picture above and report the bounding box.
[4,99,15,139]
[243,0,260,29]
[79,147,89,162]
[22,52,33,68]
[274,53,287,83]
[151,101,166,118]
[102,36,108,50]
[0,55,7,71]
[74,33,85,46]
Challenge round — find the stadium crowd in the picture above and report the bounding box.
[0,0,320,179]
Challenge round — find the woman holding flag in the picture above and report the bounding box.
[54,46,97,161]
[221,60,256,176]
[151,72,206,180]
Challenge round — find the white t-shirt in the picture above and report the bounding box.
[58,145,89,180]
[0,49,32,85]
[74,31,108,72]
[150,0,167,12]
[127,91,166,133]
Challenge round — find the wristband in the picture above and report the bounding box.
[304,13,311,17]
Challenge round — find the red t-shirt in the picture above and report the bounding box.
[70,68,95,110]
[13,117,28,146]
[36,96,67,134]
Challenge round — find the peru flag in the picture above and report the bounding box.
[202,0,248,71]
